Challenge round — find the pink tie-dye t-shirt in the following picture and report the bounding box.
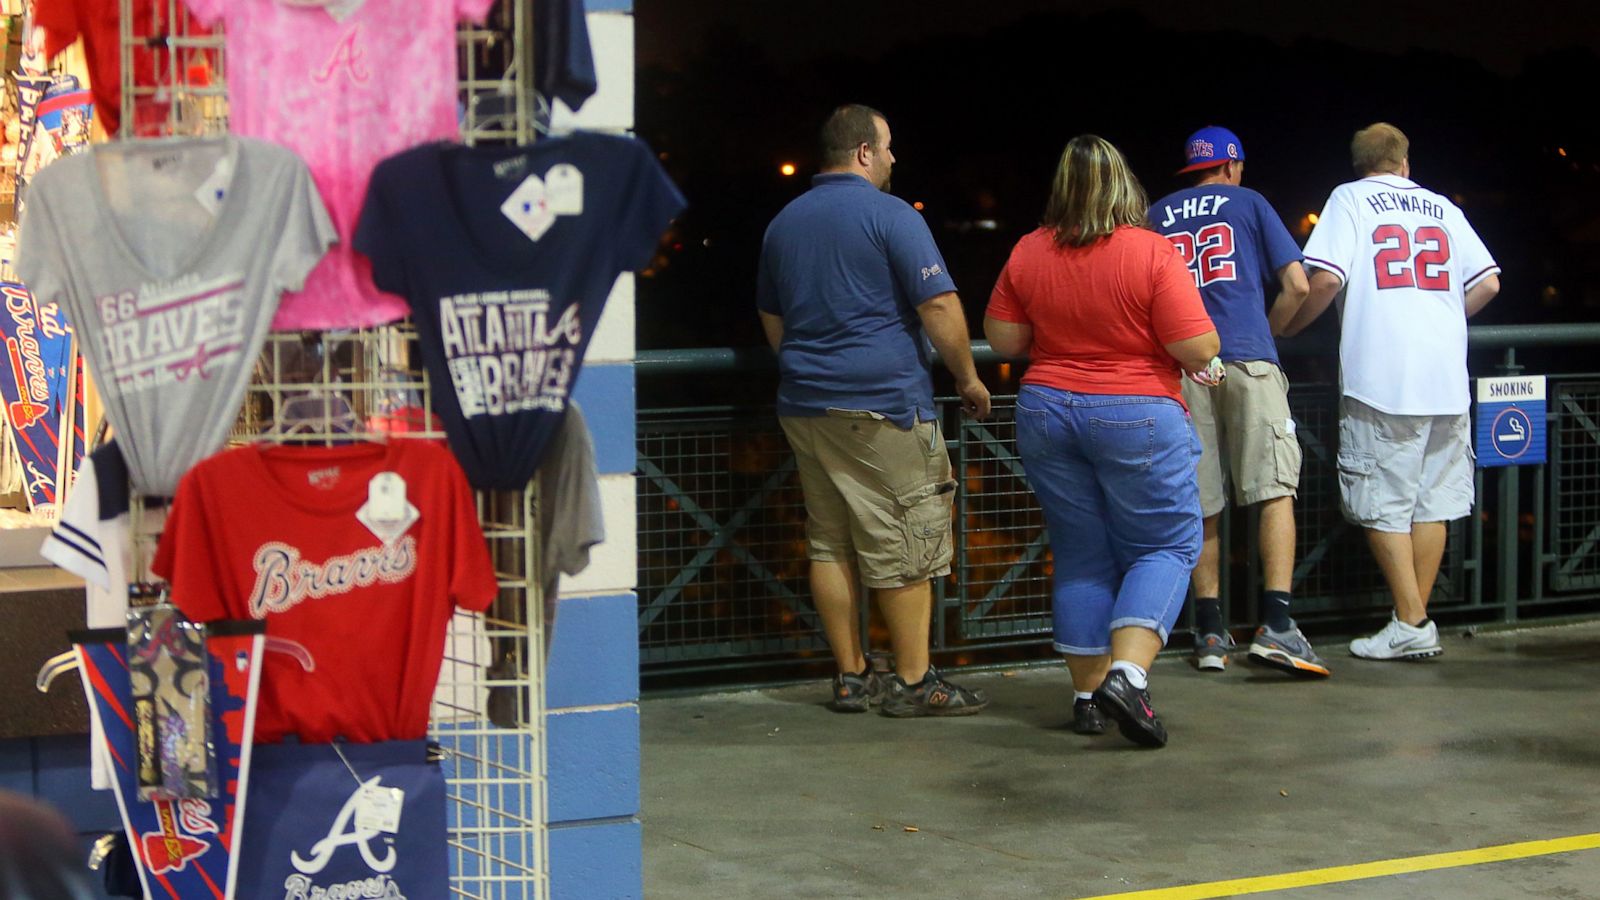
[185,0,495,330]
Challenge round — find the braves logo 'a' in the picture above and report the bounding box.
[291,776,398,875]
[141,801,210,875]
[315,28,370,84]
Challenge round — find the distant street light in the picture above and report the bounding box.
[1308,212,1320,224]
[912,201,925,211]
[780,163,797,176]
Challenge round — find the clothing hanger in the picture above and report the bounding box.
[268,391,362,441]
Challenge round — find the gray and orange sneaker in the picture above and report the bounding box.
[1192,631,1235,672]
[1248,623,1331,677]
[880,666,989,717]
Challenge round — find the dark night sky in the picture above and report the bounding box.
[632,1,1600,354]
[638,0,1600,76]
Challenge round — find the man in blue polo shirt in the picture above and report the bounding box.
[1151,126,1328,678]
[758,104,991,717]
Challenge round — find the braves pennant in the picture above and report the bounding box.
[0,281,74,512]
[73,621,265,899]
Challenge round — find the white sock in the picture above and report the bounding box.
[1073,691,1094,701]
[1110,660,1149,690]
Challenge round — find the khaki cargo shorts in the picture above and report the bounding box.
[1337,396,1474,532]
[1181,360,1303,518]
[780,410,956,589]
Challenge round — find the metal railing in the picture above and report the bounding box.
[635,324,1600,678]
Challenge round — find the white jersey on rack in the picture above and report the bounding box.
[1302,174,1499,416]
[38,448,166,790]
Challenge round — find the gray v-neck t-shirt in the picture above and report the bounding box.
[18,136,335,495]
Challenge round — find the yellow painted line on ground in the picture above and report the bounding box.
[1075,832,1600,899]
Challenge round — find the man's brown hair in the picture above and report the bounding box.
[1351,122,1409,176]
[819,104,886,170]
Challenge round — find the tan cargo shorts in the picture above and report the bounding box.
[1337,396,1474,532]
[1181,360,1303,518]
[780,411,956,589]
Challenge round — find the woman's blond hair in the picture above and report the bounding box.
[1042,134,1150,247]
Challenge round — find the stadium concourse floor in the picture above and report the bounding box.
[640,619,1600,899]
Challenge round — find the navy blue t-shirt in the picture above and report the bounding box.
[1149,184,1302,366]
[757,174,957,428]
[355,133,684,490]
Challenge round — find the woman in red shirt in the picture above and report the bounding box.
[985,134,1219,748]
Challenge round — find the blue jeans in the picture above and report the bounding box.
[1014,385,1203,655]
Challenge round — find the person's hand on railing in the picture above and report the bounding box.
[957,376,992,418]
[1186,356,1227,388]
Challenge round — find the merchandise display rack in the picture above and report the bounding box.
[113,2,549,897]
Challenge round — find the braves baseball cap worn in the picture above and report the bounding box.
[1178,126,1245,174]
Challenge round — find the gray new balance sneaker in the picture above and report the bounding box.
[829,669,885,712]
[1248,623,1331,677]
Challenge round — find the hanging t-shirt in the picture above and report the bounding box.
[354,133,685,489]
[182,0,496,330]
[16,136,335,496]
[33,0,208,137]
[537,0,597,112]
[151,439,498,744]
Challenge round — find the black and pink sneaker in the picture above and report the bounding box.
[1093,670,1168,748]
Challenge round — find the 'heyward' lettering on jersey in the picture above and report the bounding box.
[99,273,246,394]
[438,290,581,418]
[1157,194,1230,229]
[249,537,417,618]
[1365,192,1443,220]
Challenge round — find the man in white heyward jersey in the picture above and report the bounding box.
[1285,122,1500,660]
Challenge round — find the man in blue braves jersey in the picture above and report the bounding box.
[1150,126,1328,677]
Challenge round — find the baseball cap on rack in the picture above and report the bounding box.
[1177,126,1245,173]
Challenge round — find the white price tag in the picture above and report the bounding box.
[501,174,556,242]
[357,472,419,546]
[367,472,407,520]
[545,164,584,215]
[354,783,404,834]
[193,154,232,216]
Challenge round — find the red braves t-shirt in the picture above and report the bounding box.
[34,0,214,136]
[152,440,497,744]
[987,225,1214,403]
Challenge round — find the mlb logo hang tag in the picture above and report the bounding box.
[501,175,557,242]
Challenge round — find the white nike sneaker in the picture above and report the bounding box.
[1349,614,1443,660]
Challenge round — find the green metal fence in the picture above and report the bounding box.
[636,324,1600,677]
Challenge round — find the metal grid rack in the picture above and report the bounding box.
[115,2,549,897]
